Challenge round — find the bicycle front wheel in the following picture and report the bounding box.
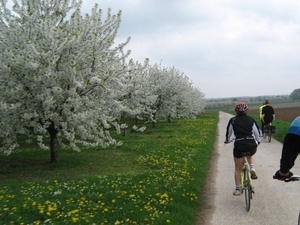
[244,170,251,211]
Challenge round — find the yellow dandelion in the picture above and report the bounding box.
[160,193,169,199]
[48,205,57,212]
[72,217,79,222]
[129,194,135,198]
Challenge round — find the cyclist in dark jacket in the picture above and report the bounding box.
[273,116,300,180]
[262,100,275,137]
[225,102,261,196]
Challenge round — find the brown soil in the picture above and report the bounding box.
[247,106,300,123]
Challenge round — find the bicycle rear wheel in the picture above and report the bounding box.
[268,126,272,142]
[244,170,251,211]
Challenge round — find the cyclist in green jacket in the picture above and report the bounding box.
[259,102,266,135]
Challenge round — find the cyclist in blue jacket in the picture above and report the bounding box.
[273,116,300,180]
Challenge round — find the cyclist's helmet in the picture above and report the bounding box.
[235,102,248,114]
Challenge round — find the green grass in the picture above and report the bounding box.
[0,113,218,225]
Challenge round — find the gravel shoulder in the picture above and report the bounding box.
[198,111,300,225]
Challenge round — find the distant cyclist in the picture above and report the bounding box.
[259,102,266,135]
[273,116,300,180]
[261,100,275,136]
[225,102,261,196]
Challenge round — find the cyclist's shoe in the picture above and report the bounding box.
[273,170,293,180]
[250,169,258,179]
[233,188,241,196]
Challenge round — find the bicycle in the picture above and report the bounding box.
[264,123,275,143]
[241,152,254,211]
[224,140,255,211]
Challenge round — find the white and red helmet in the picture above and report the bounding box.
[235,102,248,114]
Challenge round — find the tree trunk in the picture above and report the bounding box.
[122,128,127,136]
[47,121,59,163]
[50,132,58,163]
[152,113,156,128]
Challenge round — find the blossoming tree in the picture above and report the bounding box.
[148,64,205,123]
[0,0,131,162]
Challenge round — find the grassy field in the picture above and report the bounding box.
[0,113,218,225]
[0,105,297,224]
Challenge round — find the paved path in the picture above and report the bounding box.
[200,111,300,225]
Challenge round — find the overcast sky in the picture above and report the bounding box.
[8,0,300,98]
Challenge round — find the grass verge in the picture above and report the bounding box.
[247,113,291,143]
[0,113,218,225]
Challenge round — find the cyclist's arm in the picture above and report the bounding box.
[271,107,275,121]
[252,123,261,144]
[225,118,234,142]
[261,115,265,123]
[254,120,261,137]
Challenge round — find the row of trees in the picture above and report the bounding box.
[290,88,300,100]
[0,0,205,162]
[206,87,300,109]
[205,95,291,109]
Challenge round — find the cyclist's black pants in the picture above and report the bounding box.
[280,133,300,173]
[233,138,257,158]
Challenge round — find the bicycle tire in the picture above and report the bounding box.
[268,126,272,142]
[244,169,251,211]
[298,211,300,225]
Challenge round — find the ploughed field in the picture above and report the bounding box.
[247,103,300,123]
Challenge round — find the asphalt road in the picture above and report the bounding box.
[200,111,300,225]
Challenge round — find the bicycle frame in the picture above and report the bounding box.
[240,154,254,211]
[241,157,253,189]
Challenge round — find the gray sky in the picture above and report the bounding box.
[9,0,300,98]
